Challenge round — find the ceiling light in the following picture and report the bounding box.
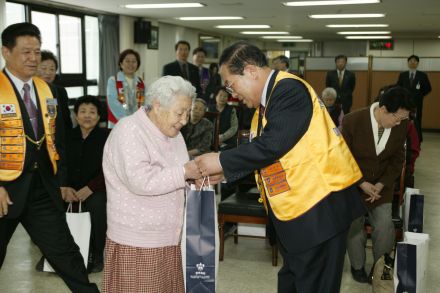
[277,39,314,42]
[345,35,392,39]
[309,13,385,18]
[125,3,204,9]
[215,25,271,29]
[262,36,303,39]
[337,31,390,35]
[326,24,389,28]
[177,16,243,20]
[240,31,289,35]
[283,0,380,6]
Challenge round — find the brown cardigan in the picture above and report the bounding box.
[342,107,407,209]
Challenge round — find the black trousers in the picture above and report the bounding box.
[277,228,349,293]
[0,174,99,293]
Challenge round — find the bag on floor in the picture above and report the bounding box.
[394,232,429,293]
[182,178,219,293]
[403,188,424,233]
[372,253,394,293]
[43,202,91,272]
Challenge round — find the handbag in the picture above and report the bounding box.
[182,177,219,293]
[403,188,424,233]
[43,201,91,272]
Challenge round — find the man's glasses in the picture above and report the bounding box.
[224,80,235,95]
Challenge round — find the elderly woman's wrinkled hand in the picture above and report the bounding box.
[184,160,202,180]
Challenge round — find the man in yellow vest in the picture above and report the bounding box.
[0,22,99,292]
[196,41,366,293]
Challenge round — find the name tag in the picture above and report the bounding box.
[1,137,23,145]
[1,153,24,162]
[0,129,23,136]
[1,145,24,153]
[261,161,291,197]
[0,161,22,170]
[0,119,23,128]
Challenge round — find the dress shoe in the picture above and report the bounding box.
[351,266,369,283]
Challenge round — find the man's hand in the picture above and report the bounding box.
[195,152,223,177]
[0,187,13,218]
[359,181,381,203]
[60,187,78,202]
[195,172,225,189]
[184,160,202,180]
[76,186,93,201]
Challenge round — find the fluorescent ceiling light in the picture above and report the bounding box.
[309,13,385,18]
[327,24,389,28]
[262,36,303,39]
[283,0,380,6]
[337,31,390,35]
[177,16,243,20]
[345,35,392,39]
[125,3,204,9]
[215,25,271,29]
[241,31,289,35]
[277,39,314,42]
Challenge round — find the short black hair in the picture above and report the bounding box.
[219,41,268,75]
[118,49,141,70]
[192,47,207,56]
[175,40,190,51]
[1,22,41,50]
[407,55,419,63]
[335,55,347,62]
[74,95,102,117]
[378,86,415,113]
[209,62,219,73]
[41,50,58,70]
[273,55,289,68]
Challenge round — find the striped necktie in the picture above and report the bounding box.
[23,83,38,136]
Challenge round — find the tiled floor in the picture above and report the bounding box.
[1,133,439,293]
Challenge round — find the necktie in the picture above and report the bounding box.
[378,126,384,143]
[181,63,188,80]
[257,104,265,135]
[23,84,38,136]
[338,71,343,87]
[410,72,415,86]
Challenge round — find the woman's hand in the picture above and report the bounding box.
[184,160,202,180]
[60,187,79,202]
[359,181,381,203]
[76,186,93,201]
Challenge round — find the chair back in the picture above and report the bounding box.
[204,111,221,152]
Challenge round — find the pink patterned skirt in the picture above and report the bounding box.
[102,238,184,293]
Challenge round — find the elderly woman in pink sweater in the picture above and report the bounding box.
[102,76,201,293]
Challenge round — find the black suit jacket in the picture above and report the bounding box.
[0,71,67,218]
[220,71,365,253]
[162,60,202,95]
[397,70,432,103]
[325,69,356,110]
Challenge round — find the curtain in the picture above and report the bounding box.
[98,14,119,96]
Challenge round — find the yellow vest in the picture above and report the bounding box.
[0,71,59,181]
[251,71,362,221]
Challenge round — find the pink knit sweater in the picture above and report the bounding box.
[103,108,188,248]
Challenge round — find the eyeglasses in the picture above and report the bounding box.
[391,112,409,122]
[224,80,235,95]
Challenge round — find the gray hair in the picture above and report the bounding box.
[144,75,196,108]
[322,87,337,99]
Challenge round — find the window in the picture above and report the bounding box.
[85,16,99,82]
[31,11,57,54]
[59,15,83,74]
[5,2,25,26]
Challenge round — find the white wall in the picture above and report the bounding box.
[322,40,367,57]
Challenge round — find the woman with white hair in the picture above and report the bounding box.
[102,76,202,293]
[321,87,344,131]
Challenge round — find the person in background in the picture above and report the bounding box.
[397,55,432,142]
[195,41,365,293]
[162,40,201,95]
[181,98,214,157]
[321,87,344,131]
[342,86,413,284]
[192,47,210,101]
[102,76,201,293]
[326,54,356,114]
[272,55,295,75]
[205,62,222,105]
[0,22,99,292]
[36,50,73,134]
[208,86,238,150]
[106,49,145,128]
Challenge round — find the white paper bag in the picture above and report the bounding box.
[43,202,91,272]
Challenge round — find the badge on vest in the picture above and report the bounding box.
[0,104,17,118]
[260,161,290,197]
[46,98,57,118]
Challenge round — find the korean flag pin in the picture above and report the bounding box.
[1,104,16,114]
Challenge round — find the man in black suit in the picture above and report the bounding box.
[195,41,366,293]
[326,54,356,114]
[0,23,99,292]
[162,40,201,95]
[397,55,432,142]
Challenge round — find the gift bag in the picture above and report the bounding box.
[43,202,91,272]
[182,179,219,293]
[403,188,424,233]
[394,232,430,293]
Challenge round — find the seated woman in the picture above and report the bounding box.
[106,49,145,128]
[208,86,238,150]
[101,76,201,293]
[181,98,214,157]
[321,87,343,131]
